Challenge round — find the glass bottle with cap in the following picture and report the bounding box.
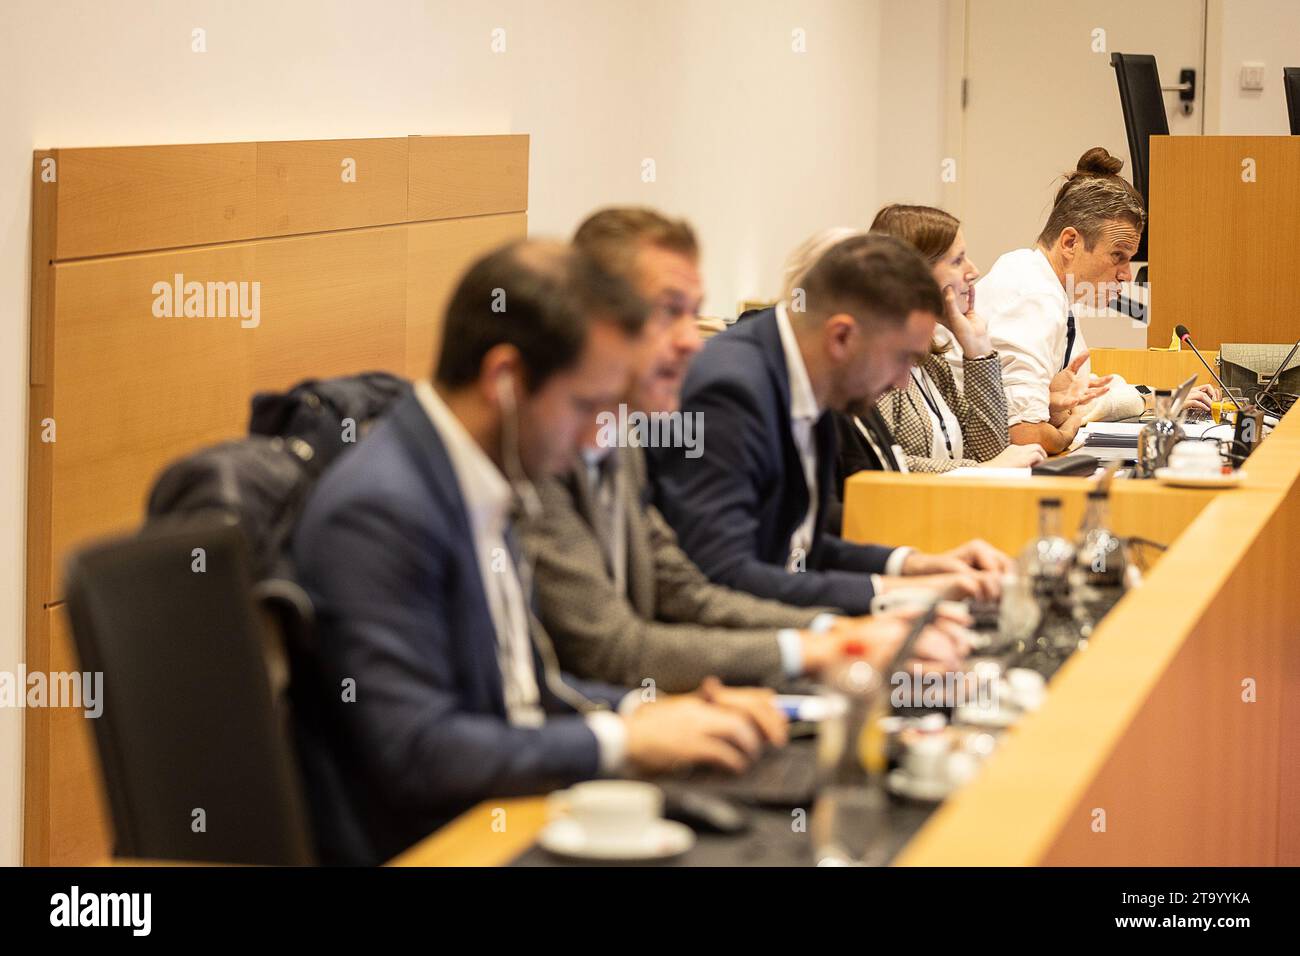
[1136,388,1185,479]
[1070,488,1129,639]
[811,640,891,866]
[1015,497,1078,674]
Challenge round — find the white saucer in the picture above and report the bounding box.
[537,818,695,862]
[886,770,953,803]
[1154,468,1246,489]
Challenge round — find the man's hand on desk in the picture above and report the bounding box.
[901,538,1013,577]
[623,688,786,775]
[1139,384,1220,415]
[878,570,1001,601]
[818,608,972,673]
[695,677,788,747]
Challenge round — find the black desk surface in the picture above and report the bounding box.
[511,741,938,868]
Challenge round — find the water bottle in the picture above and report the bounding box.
[1137,388,1184,478]
[810,643,891,866]
[1015,497,1080,674]
[1070,488,1129,639]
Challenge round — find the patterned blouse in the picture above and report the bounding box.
[875,350,1010,473]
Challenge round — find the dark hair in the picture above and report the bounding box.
[799,233,945,329]
[434,239,647,391]
[573,206,700,282]
[1037,146,1146,248]
[869,204,961,264]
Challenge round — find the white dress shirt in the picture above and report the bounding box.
[775,303,822,568]
[979,247,1089,427]
[979,247,1144,426]
[415,380,628,770]
[775,305,909,587]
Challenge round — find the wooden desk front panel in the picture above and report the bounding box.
[841,472,1217,557]
[1088,347,1220,390]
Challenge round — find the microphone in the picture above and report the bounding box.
[1175,324,1240,414]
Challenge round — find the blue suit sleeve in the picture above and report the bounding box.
[652,378,878,615]
[295,493,603,816]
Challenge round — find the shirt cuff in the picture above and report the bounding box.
[884,546,913,577]
[776,629,804,678]
[808,613,838,632]
[584,710,628,776]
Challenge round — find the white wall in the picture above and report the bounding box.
[1210,0,1300,134]
[875,0,948,210]
[0,0,905,864]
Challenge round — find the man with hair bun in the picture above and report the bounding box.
[980,147,1217,454]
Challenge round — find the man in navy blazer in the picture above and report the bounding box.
[649,233,1010,617]
[293,240,784,864]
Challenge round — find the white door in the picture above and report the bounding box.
[952,0,1207,346]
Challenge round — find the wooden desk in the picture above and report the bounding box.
[406,411,1300,867]
[388,798,548,867]
[841,472,1219,557]
[896,410,1300,865]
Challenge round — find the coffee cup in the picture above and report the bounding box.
[1167,441,1223,476]
[546,780,663,844]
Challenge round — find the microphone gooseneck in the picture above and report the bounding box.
[1177,325,1240,413]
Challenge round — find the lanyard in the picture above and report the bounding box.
[911,369,954,459]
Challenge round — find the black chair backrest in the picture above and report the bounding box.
[1285,67,1300,135]
[1110,52,1170,264]
[63,521,315,865]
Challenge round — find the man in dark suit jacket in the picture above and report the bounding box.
[524,208,970,693]
[293,240,784,864]
[649,234,1010,616]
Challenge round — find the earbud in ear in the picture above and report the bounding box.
[495,372,516,413]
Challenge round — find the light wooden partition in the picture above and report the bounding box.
[1149,136,1300,351]
[1088,347,1219,390]
[841,471,1220,558]
[26,134,530,865]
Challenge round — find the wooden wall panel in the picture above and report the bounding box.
[250,227,409,391]
[1150,136,1300,350]
[44,607,114,866]
[407,135,529,221]
[405,213,528,380]
[46,245,257,600]
[27,135,530,865]
[52,144,257,260]
[256,138,408,237]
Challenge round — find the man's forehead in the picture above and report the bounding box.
[637,244,702,296]
[1099,220,1141,250]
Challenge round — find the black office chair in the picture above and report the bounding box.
[63,520,315,865]
[1110,52,1170,269]
[1285,67,1300,135]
